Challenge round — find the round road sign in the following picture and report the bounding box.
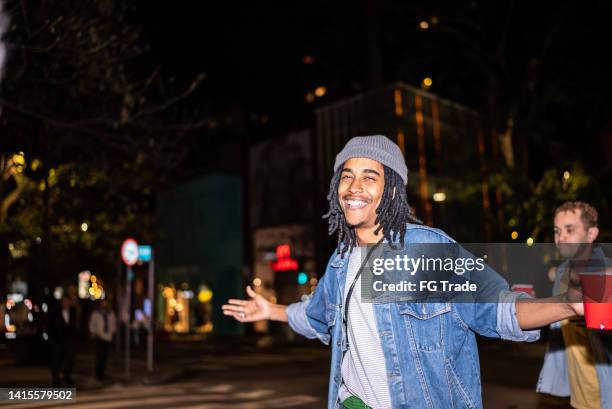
[121,238,139,266]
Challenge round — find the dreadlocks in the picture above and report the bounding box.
[322,164,422,257]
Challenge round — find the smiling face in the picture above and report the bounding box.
[338,157,385,230]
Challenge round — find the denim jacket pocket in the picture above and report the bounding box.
[397,301,450,352]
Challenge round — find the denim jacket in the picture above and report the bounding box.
[286,224,540,409]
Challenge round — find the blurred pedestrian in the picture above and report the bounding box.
[89,299,116,381]
[47,294,77,387]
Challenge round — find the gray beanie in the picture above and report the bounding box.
[333,135,408,185]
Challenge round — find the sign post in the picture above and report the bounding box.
[138,245,155,372]
[120,238,138,378]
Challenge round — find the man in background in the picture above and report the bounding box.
[538,201,611,409]
[89,299,117,381]
[47,294,78,387]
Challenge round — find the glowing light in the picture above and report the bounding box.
[168,298,177,308]
[81,222,88,232]
[422,77,433,88]
[314,86,327,97]
[432,192,446,202]
[163,287,174,298]
[305,92,315,103]
[42,303,48,313]
[563,171,571,180]
[174,303,184,312]
[276,244,291,258]
[419,21,430,30]
[11,153,25,173]
[297,272,308,285]
[303,55,314,64]
[526,237,534,246]
[28,313,33,322]
[511,231,519,240]
[272,244,299,272]
[91,275,97,283]
[253,278,262,287]
[31,159,42,171]
[89,288,95,295]
[198,288,213,303]
[271,258,298,271]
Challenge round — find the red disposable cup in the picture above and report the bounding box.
[579,272,612,331]
[511,284,535,297]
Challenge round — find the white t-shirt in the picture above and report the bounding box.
[338,247,392,408]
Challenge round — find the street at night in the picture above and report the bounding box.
[1,338,574,408]
[1,1,611,408]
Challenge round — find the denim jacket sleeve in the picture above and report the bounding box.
[286,297,323,341]
[453,244,540,341]
[496,290,540,341]
[286,254,337,345]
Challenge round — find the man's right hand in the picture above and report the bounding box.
[222,286,272,322]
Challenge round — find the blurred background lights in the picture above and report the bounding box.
[314,86,327,97]
[432,192,446,202]
[297,272,308,285]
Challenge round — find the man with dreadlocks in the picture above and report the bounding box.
[223,135,585,409]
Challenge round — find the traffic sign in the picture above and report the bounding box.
[138,245,152,262]
[121,238,139,266]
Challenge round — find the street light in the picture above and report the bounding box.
[81,222,88,232]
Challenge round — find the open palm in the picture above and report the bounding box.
[222,286,271,322]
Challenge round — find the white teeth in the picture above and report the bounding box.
[345,199,368,209]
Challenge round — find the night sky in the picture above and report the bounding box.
[134,0,612,173]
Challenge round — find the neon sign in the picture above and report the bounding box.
[270,244,298,272]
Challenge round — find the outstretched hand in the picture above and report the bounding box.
[222,286,271,322]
